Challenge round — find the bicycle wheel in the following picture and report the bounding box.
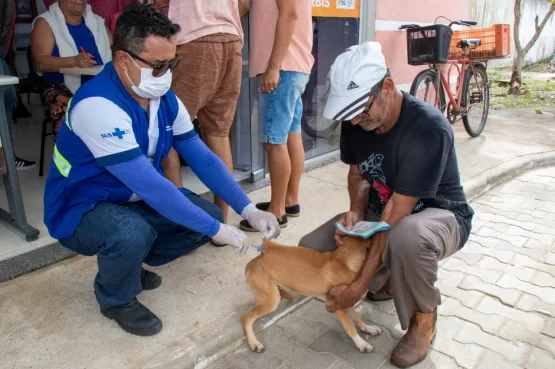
[301,77,340,138]
[461,64,489,137]
[301,116,340,139]
[410,69,446,113]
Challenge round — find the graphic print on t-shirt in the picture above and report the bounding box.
[359,153,393,214]
[358,151,425,216]
[371,180,392,203]
[359,153,386,183]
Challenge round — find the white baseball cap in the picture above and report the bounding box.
[323,41,388,121]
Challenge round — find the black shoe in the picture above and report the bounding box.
[141,268,162,290]
[101,298,163,336]
[240,215,288,232]
[14,156,36,171]
[256,202,300,217]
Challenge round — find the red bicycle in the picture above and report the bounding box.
[400,18,490,137]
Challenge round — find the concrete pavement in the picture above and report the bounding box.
[1,107,555,369]
[207,166,555,369]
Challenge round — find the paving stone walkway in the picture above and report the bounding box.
[207,167,555,369]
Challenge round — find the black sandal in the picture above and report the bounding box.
[240,215,288,232]
[256,202,300,217]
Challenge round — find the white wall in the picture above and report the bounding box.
[466,0,555,67]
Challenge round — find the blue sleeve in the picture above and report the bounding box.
[106,156,221,237]
[173,133,252,215]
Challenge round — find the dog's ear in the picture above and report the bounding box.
[354,236,372,247]
[341,236,370,249]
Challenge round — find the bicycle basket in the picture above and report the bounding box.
[406,25,453,65]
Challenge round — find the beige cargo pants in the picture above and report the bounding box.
[299,208,461,330]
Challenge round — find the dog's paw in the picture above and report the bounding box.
[248,341,265,353]
[352,335,374,353]
[360,324,382,336]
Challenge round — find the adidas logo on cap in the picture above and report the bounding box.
[323,41,387,121]
[347,81,359,90]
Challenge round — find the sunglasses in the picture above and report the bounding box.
[125,50,181,77]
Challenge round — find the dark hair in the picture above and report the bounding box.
[112,3,180,56]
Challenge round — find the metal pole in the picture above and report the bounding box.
[0,86,40,241]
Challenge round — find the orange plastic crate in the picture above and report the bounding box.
[448,24,510,59]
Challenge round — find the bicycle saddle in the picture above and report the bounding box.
[457,38,482,48]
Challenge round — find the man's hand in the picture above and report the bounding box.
[334,210,362,246]
[238,0,250,16]
[325,283,366,313]
[260,66,280,93]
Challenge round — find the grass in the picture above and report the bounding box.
[523,60,553,73]
[488,60,555,109]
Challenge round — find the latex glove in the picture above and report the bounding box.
[242,204,281,239]
[212,223,250,255]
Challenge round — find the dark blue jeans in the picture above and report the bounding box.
[60,189,223,309]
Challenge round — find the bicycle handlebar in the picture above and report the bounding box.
[399,24,419,30]
[399,18,477,30]
[449,20,477,27]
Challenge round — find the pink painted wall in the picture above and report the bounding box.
[376,0,465,24]
[376,0,465,85]
[375,31,426,87]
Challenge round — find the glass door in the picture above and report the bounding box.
[239,1,363,182]
[229,16,253,174]
[302,1,361,160]
[302,15,360,160]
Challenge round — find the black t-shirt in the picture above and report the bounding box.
[340,92,474,247]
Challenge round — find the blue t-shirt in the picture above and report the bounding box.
[43,18,104,85]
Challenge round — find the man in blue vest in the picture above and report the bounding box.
[43,3,280,337]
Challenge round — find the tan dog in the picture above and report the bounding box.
[241,237,382,353]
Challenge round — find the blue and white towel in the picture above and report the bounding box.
[334,220,391,239]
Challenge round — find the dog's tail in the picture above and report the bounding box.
[261,237,282,249]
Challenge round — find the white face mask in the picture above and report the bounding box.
[125,54,172,99]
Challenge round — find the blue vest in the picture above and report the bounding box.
[43,62,179,240]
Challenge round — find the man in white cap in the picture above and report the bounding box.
[299,42,474,367]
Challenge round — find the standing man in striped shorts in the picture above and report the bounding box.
[168,0,249,228]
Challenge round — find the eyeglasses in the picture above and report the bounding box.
[359,77,387,118]
[125,50,181,77]
[358,94,379,118]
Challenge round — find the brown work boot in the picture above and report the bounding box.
[366,278,393,301]
[390,310,437,368]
